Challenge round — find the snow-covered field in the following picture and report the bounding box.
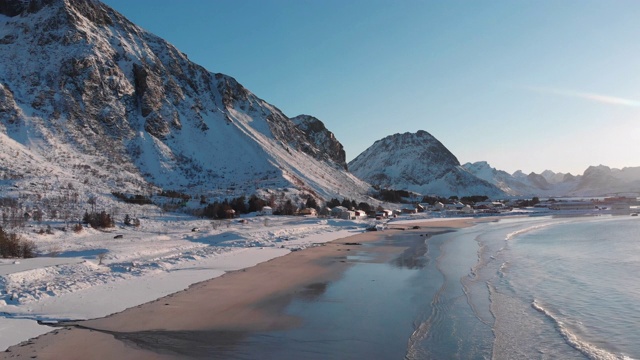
[0,213,371,351]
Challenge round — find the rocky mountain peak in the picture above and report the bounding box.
[349,131,503,197]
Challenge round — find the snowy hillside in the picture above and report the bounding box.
[0,0,371,205]
[463,162,640,197]
[349,131,505,197]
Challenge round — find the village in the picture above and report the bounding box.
[265,195,640,221]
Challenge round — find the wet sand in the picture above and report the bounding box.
[1,218,478,360]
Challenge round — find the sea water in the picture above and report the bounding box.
[489,216,640,360]
[208,216,639,359]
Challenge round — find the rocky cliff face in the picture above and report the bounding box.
[291,115,347,170]
[349,131,504,197]
[0,0,370,201]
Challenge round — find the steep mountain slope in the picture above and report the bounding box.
[0,0,371,202]
[349,131,505,197]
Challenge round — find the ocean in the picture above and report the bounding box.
[213,216,640,359]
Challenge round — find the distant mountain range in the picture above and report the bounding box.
[463,162,640,197]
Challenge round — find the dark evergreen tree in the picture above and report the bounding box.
[341,198,352,209]
[248,195,266,213]
[327,198,341,208]
[305,196,318,210]
[280,200,296,215]
[357,202,371,212]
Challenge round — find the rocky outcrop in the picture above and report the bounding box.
[291,115,347,169]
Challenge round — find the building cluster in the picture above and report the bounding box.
[256,196,639,220]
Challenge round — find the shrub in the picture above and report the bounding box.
[111,192,153,205]
[0,226,37,258]
[73,223,83,233]
[82,211,114,229]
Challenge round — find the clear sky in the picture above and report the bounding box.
[101,0,640,175]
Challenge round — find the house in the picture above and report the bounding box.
[340,210,356,220]
[460,205,474,214]
[549,201,596,211]
[376,209,394,218]
[298,208,317,216]
[354,210,367,219]
[433,202,445,211]
[260,206,273,216]
[319,207,332,217]
[475,201,504,209]
[331,206,348,217]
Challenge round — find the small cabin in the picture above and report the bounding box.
[298,208,317,216]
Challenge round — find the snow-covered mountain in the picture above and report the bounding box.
[463,162,640,197]
[348,131,505,197]
[0,0,371,203]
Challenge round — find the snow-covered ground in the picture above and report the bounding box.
[0,213,372,351]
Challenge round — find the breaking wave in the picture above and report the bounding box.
[504,222,560,241]
[531,300,630,360]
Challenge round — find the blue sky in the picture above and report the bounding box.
[102,0,640,175]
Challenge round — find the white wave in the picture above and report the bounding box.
[504,221,560,241]
[531,300,630,360]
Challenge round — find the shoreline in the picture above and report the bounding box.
[1,218,479,359]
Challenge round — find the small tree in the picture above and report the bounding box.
[278,200,296,215]
[97,251,107,265]
[73,223,83,233]
[0,227,37,258]
[305,196,318,210]
[211,220,221,230]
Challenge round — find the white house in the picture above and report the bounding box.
[260,206,273,216]
[354,210,367,219]
[460,205,474,214]
[433,202,445,211]
[340,210,356,220]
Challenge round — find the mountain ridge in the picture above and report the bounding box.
[463,162,640,197]
[0,0,372,204]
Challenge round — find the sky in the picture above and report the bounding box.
[101,0,640,175]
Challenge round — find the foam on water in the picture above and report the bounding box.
[498,216,640,360]
[504,221,561,241]
[531,300,629,360]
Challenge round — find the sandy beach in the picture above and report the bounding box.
[1,218,477,360]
